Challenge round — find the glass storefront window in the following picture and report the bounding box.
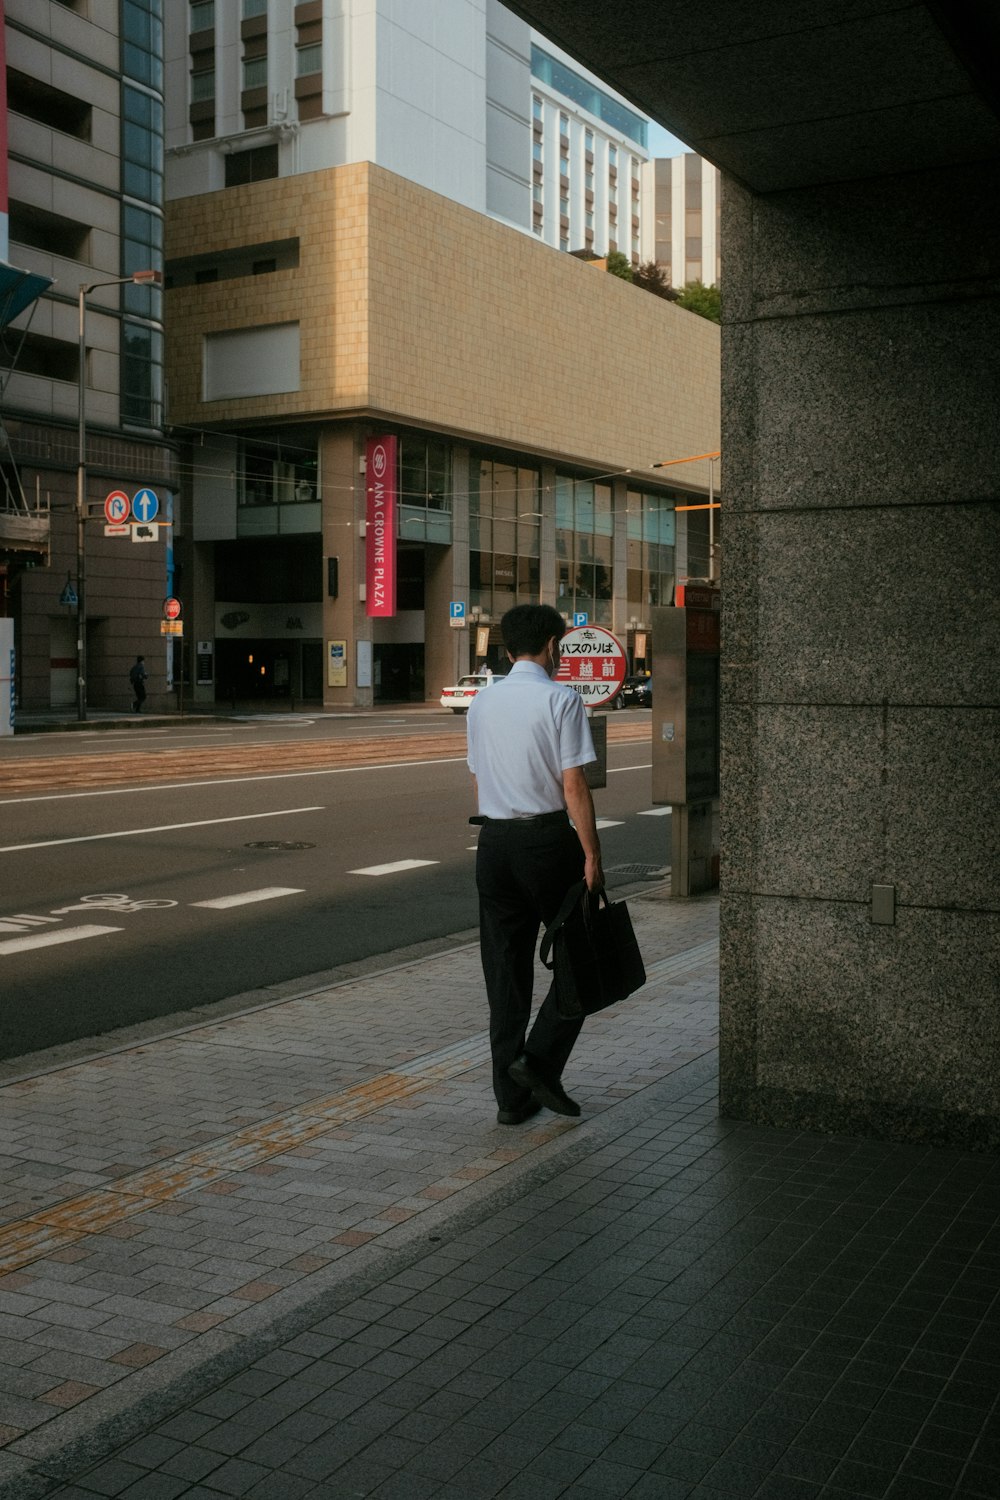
[239,434,319,506]
[555,474,615,623]
[626,488,677,608]
[470,457,540,613]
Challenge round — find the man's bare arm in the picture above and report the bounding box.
[562,765,604,892]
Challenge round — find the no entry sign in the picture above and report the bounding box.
[556,625,627,707]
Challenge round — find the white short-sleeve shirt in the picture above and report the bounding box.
[467,660,596,818]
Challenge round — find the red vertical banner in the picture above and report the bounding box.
[365,435,397,618]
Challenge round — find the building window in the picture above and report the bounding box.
[399,437,451,511]
[191,67,215,102]
[531,45,647,148]
[224,143,279,185]
[190,1,214,30]
[626,489,676,609]
[123,204,163,319]
[295,43,321,76]
[555,477,613,625]
[123,0,164,91]
[9,201,89,259]
[532,94,542,121]
[242,56,267,90]
[470,460,540,613]
[9,331,77,383]
[6,69,91,139]
[242,0,267,16]
[122,84,164,204]
[121,323,163,428]
[240,434,319,507]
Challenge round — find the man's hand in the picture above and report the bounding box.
[563,766,604,893]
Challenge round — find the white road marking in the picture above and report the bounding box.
[349,859,439,877]
[0,925,122,957]
[638,806,671,816]
[595,819,625,829]
[607,763,652,772]
[0,807,324,854]
[192,887,304,909]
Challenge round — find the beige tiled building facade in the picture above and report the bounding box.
[166,162,720,706]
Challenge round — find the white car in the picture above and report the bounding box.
[440,674,497,713]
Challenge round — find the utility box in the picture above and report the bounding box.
[584,711,607,790]
[0,618,13,735]
[651,594,721,894]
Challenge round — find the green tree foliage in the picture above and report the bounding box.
[632,260,679,300]
[605,250,634,282]
[675,279,721,322]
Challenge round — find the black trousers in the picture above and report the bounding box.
[476,814,585,1109]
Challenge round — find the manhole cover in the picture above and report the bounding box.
[605,863,668,880]
[244,841,316,851]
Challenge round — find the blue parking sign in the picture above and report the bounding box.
[449,601,466,621]
[573,612,588,627]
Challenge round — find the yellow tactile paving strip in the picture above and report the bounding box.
[0,1046,490,1275]
[0,721,650,794]
[0,941,713,1280]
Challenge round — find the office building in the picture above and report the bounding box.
[0,0,174,712]
[640,151,721,289]
[162,0,717,707]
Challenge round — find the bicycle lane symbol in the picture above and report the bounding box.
[48,894,178,916]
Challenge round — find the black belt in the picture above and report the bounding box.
[469,810,568,827]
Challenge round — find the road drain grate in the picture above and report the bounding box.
[245,841,316,851]
[605,863,668,880]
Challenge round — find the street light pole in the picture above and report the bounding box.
[75,269,161,721]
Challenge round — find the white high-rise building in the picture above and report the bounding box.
[640,153,721,289]
[166,2,650,258]
[528,38,649,260]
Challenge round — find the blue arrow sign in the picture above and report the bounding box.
[132,487,159,523]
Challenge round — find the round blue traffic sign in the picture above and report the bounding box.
[131,487,159,523]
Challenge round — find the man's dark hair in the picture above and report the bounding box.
[501,604,566,659]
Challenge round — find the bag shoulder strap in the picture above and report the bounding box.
[539,880,605,969]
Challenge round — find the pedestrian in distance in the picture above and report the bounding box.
[467,603,603,1126]
[129,654,148,712]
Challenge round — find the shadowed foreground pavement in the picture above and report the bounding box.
[0,889,996,1499]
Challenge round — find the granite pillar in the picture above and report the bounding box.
[719,160,1000,1148]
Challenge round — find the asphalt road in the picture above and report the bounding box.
[0,712,667,1062]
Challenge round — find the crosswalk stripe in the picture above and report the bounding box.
[595,819,625,829]
[349,859,439,877]
[638,807,671,816]
[191,887,304,909]
[0,925,122,957]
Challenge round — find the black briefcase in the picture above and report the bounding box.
[540,881,646,1021]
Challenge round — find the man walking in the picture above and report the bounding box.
[129,655,148,712]
[467,604,603,1125]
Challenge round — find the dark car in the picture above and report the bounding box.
[620,674,652,708]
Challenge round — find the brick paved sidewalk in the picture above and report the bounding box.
[1,891,998,1500]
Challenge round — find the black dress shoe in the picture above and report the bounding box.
[496,1097,542,1126]
[508,1055,581,1117]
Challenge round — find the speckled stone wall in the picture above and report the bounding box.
[719,160,1000,1149]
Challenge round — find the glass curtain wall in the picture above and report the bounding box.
[470,459,540,614]
[626,487,676,612]
[120,0,164,428]
[555,476,613,624]
[398,436,452,545]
